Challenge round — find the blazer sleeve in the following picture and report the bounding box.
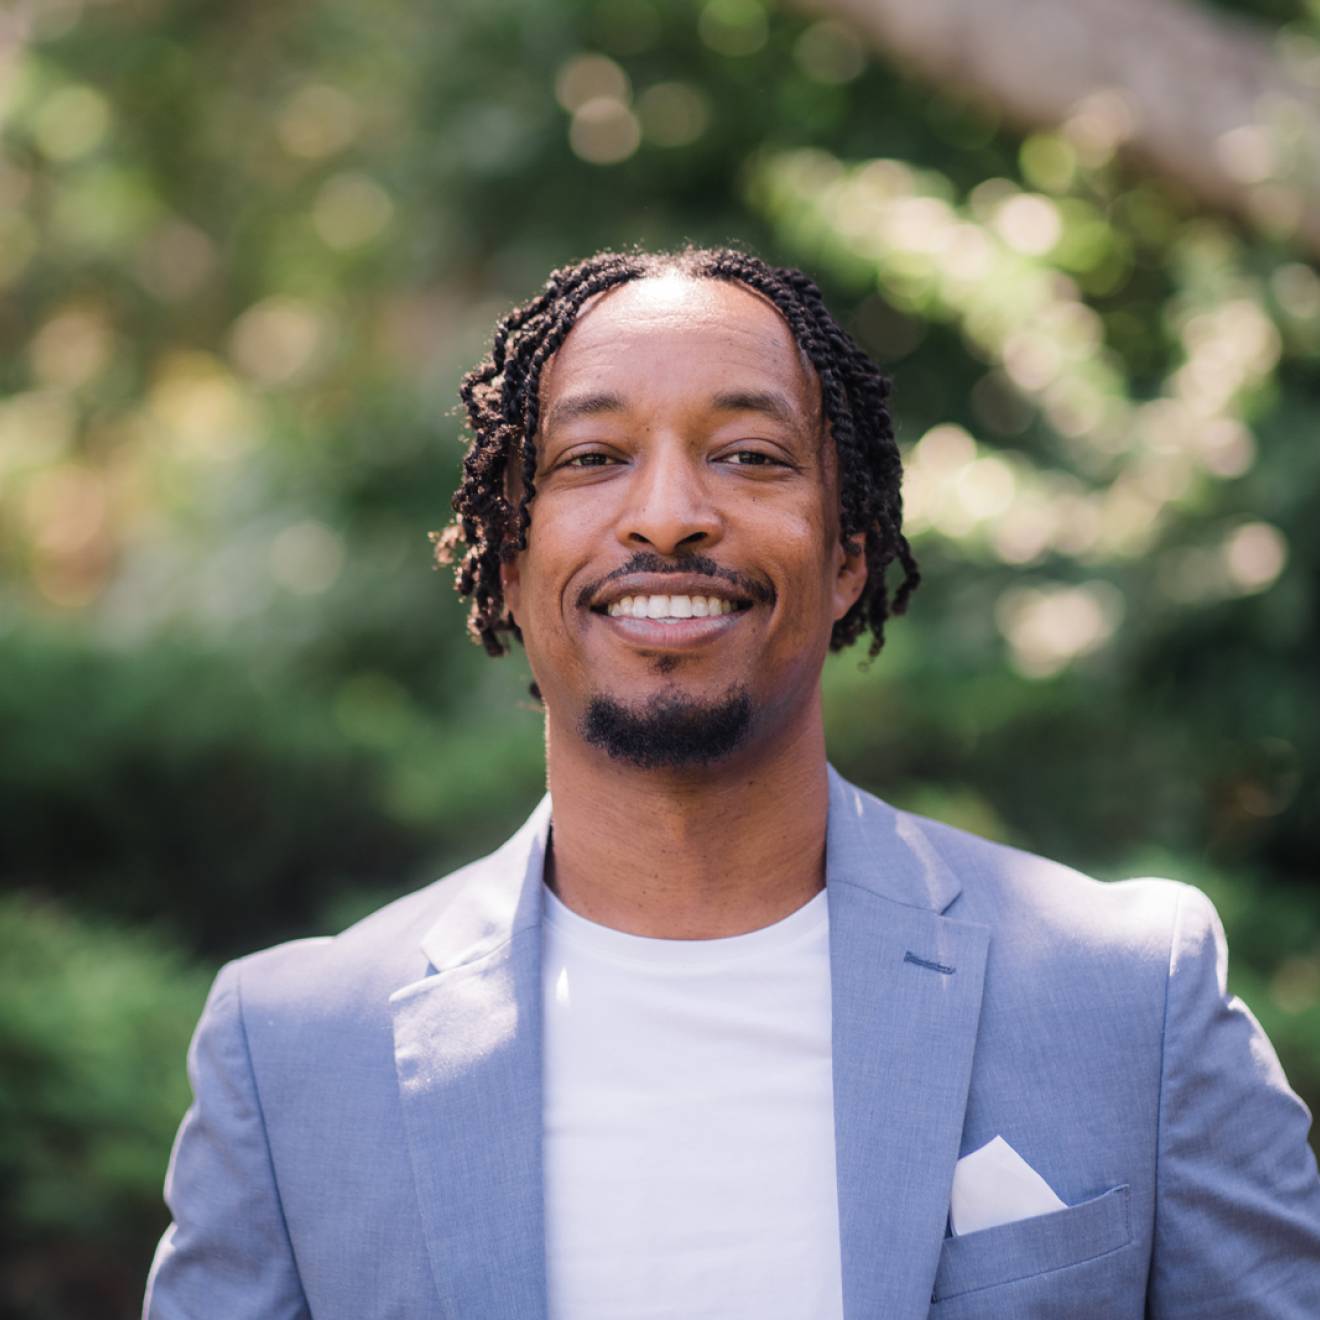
[1146,883,1320,1317]
[143,960,310,1320]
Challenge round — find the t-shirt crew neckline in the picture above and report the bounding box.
[541,881,828,971]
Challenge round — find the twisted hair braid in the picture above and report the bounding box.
[433,246,920,662]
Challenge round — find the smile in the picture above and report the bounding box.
[591,598,755,650]
[603,594,750,620]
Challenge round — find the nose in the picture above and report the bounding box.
[617,442,722,555]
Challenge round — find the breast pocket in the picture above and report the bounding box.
[931,1183,1132,1304]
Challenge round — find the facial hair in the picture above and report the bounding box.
[580,685,752,770]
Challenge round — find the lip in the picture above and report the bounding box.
[588,573,762,612]
[593,606,751,651]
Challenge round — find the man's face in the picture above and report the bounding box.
[502,273,867,769]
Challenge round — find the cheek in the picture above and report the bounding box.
[764,510,840,620]
[510,499,594,622]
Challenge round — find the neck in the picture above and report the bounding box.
[543,694,831,939]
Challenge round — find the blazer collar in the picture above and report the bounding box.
[417,791,552,973]
[414,762,966,971]
[824,762,963,913]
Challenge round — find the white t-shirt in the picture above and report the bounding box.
[541,884,844,1320]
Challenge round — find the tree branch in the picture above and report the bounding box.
[799,0,1320,255]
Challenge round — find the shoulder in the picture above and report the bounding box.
[218,849,496,1029]
[891,799,1199,974]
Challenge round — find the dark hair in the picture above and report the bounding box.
[432,245,919,660]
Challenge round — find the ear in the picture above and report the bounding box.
[831,535,868,623]
[500,554,522,623]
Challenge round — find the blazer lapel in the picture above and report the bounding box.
[390,797,552,1320]
[826,768,990,1320]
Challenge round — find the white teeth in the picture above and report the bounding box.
[605,593,742,619]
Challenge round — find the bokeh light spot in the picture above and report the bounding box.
[698,0,768,57]
[24,463,107,557]
[995,580,1123,678]
[1222,521,1287,593]
[1020,134,1077,194]
[229,298,327,386]
[278,84,360,160]
[1194,418,1255,478]
[994,194,1062,255]
[638,82,709,148]
[1271,263,1320,321]
[914,423,977,474]
[956,454,1016,520]
[794,20,866,85]
[569,97,641,165]
[1062,89,1136,166]
[135,220,217,302]
[556,54,631,113]
[270,520,345,595]
[0,391,77,475]
[991,501,1055,565]
[147,352,256,460]
[1215,124,1275,185]
[313,172,394,250]
[28,307,114,390]
[32,84,110,161]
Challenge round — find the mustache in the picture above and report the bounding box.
[576,552,775,610]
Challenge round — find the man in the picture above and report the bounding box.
[145,247,1320,1318]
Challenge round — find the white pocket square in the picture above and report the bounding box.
[949,1135,1067,1236]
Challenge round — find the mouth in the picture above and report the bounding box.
[580,558,771,653]
[591,593,754,622]
[588,591,756,651]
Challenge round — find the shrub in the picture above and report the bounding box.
[0,893,212,1320]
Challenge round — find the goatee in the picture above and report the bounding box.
[580,686,752,770]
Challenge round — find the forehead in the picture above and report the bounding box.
[539,273,820,418]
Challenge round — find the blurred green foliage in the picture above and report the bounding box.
[1,0,1318,1314]
[0,894,211,1319]
[0,622,545,956]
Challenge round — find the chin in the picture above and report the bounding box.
[578,684,753,770]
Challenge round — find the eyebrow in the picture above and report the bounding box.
[542,386,806,434]
[710,389,801,427]
[543,392,626,432]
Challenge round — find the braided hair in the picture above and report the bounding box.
[432,246,920,662]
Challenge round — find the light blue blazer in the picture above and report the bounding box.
[145,767,1320,1318]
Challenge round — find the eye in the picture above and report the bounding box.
[561,451,619,469]
[721,449,786,467]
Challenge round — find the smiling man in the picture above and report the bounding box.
[146,248,1320,1319]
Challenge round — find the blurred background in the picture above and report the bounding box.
[1,0,1318,1314]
